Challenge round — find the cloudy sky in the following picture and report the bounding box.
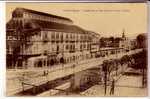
[6,3,147,38]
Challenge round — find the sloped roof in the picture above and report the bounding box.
[86,30,100,38]
[7,19,87,36]
[13,7,73,22]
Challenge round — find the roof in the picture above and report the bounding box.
[7,19,87,35]
[87,30,100,38]
[7,8,97,36]
[13,7,73,22]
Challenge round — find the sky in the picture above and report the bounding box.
[6,3,147,38]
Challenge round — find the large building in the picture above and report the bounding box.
[6,8,100,69]
[99,29,136,51]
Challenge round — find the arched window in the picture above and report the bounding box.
[50,59,54,65]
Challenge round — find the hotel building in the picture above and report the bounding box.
[6,8,100,69]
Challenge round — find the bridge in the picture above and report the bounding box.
[6,49,142,96]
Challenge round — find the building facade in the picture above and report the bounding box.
[119,29,136,51]
[6,8,100,69]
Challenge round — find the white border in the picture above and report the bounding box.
[148,1,150,97]
[0,1,6,99]
[0,1,149,99]
[2,0,148,3]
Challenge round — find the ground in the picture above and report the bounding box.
[80,73,147,96]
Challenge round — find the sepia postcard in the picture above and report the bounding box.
[6,2,148,97]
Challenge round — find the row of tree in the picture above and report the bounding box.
[102,49,147,74]
[102,49,147,94]
[100,33,147,48]
[100,37,122,47]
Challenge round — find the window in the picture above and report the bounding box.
[80,35,83,42]
[84,44,86,48]
[85,35,87,41]
[51,32,55,39]
[56,46,59,54]
[60,33,63,41]
[70,34,72,39]
[73,34,75,40]
[88,44,91,50]
[80,45,82,50]
[73,45,75,50]
[43,31,48,42]
[56,33,59,39]
[66,34,68,39]
[66,45,68,50]
[70,45,72,50]
[76,35,78,41]
[81,35,83,39]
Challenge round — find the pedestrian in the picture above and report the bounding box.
[43,70,49,76]
[43,70,46,76]
[110,78,115,95]
[46,70,49,75]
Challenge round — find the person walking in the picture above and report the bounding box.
[110,78,115,95]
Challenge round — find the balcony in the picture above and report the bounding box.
[43,36,49,42]
[69,50,75,53]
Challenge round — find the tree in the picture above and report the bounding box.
[136,33,147,48]
[114,37,122,42]
[113,59,120,76]
[102,60,109,95]
[128,50,147,87]
[108,37,114,47]
[100,37,107,47]
[102,60,115,95]
[109,37,114,43]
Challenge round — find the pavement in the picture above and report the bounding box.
[80,71,147,96]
